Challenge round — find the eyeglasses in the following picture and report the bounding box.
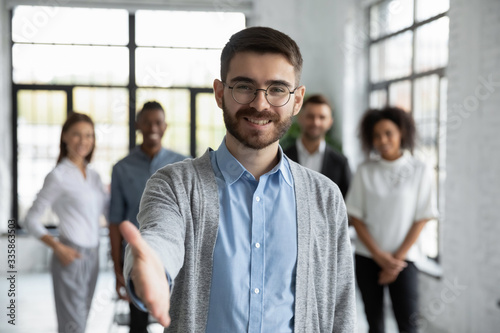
[223,81,297,107]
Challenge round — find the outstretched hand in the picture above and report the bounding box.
[119,221,171,327]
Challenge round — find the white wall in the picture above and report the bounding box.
[251,0,358,154]
[418,0,500,331]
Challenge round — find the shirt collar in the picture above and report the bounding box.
[133,146,166,161]
[376,150,411,168]
[296,137,326,155]
[215,138,293,187]
[60,157,88,169]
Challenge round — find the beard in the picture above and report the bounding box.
[222,97,294,150]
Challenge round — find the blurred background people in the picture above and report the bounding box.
[284,94,351,197]
[108,101,187,333]
[345,107,438,333]
[22,112,109,333]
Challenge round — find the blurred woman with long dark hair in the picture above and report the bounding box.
[23,112,108,333]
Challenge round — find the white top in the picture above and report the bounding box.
[23,158,108,248]
[296,138,326,173]
[345,151,438,262]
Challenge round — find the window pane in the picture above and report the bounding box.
[13,44,128,85]
[136,89,191,156]
[389,80,411,111]
[370,0,414,39]
[73,88,130,184]
[369,89,387,109]
[17,90,66,227]
[413,75,439,121]
[136,48,220,88]
[415,17,449,72]
[136,10,245,48]
[370,31,413,83]
[416,0,449,22]
[12,6,128,45]
[196,93,225,156]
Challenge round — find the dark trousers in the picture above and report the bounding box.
[355,254,419,333]
[129,302,149,333]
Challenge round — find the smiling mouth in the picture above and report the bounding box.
[245,117,271,125]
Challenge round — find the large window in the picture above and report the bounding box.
[368,0,449,260]
[12,6,245,227]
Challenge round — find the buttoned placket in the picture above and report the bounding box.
[248,172,268,333]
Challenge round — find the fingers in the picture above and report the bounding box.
[391,258,407,271]
[119,220,142,246]
[115,276,130,301]
[74,250,82,258]
[378,269,399,285]
[57,246,81,266]
[147,296,171,327]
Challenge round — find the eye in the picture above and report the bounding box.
[268,84,287,94]
[234,83,254,92]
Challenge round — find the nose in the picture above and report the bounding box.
[249,89,270,110]
[379,134,389,144]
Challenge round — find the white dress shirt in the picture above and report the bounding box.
[345,151,438,262]
[296,138,325,173]
[23,158,108,248]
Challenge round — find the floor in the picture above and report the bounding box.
[0,269,398,333]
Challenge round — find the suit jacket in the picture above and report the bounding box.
[284,143,352,198]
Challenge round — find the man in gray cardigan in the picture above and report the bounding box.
[121,26,356,332]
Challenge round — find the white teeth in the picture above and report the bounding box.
[248,119,270,125]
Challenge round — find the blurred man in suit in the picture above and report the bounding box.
[285,94,351,197]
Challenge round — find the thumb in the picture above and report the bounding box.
[119,221,148,258]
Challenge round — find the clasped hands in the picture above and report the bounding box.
[373,251,407,285]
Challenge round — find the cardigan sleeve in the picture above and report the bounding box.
[123,167,186,289]
[333,199,357,332]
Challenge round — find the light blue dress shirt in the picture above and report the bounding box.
[205,140,297,333]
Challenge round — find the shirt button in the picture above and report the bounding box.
[255,243,261,248]
[255,196,261,202]
[254,288,260,294]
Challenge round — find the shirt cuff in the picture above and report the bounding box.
[127,270,173,312]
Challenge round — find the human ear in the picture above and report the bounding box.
[292,85,306,116]
[214,79,224,109]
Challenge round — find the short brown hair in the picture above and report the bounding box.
[302,94,333,111]
[57,112,95,164]
[220,26,303,84]
[359,107,416,155]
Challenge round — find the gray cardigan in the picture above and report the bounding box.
[125,150,356,332]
